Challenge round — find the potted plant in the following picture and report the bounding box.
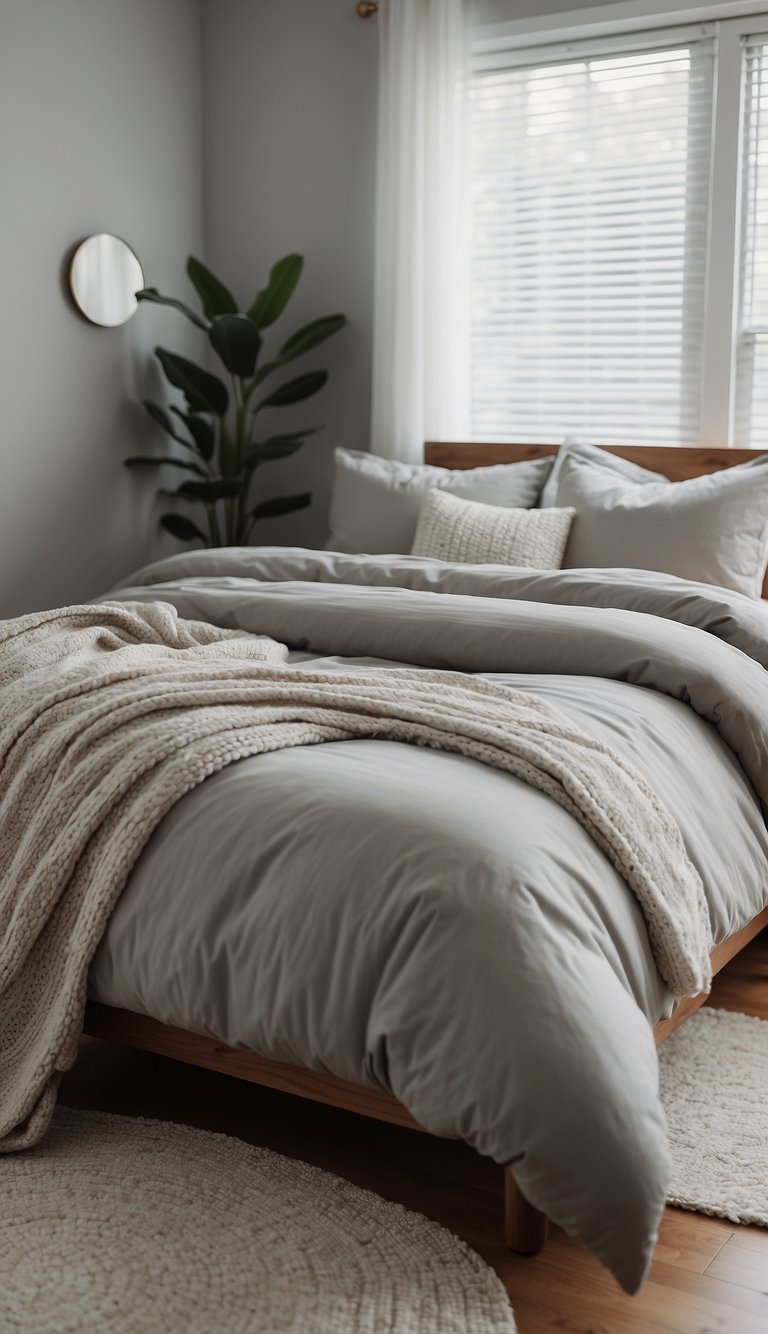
[127,255,346,547]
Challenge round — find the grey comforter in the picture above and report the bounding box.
[90,549,768,1293]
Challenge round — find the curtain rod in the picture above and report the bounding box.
[356,3,378,16]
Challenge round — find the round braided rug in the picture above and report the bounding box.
[0,1107,516,1333]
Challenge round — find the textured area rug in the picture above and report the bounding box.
[0,1107,516,1334]
[659,1006,768,1225]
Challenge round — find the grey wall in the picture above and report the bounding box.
[201,0,377,549]
[0,0,204,617]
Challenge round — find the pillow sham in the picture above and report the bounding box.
[326,447,554,554]
[552,448,768,598]
[411,487,575,568]
[539,438,668,507]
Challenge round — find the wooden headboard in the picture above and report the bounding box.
[424,441,768,597]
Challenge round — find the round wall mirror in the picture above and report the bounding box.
[69,234,144,327]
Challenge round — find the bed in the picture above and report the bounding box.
[25,442,768,1292]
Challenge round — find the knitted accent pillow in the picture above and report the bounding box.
[411,488,575,567]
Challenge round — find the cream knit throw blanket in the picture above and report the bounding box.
[0,601,712,1151]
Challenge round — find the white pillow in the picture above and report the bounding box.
[411,488,575,568]
[326,448,554,554]
[539,438,668,507]
[552,448,768,598]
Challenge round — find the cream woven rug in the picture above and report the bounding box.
[0,1107,516,1334]
[660,1007,768,1225]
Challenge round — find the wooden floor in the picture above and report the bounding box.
[61,933,768,1334]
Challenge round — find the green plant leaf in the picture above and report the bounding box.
[247,316,345,390]
[186,256,237,319]
[278,314,347,361]
[125,455,205,475]
[176,477,243,503]
[144,400,185,441]
[258,439,306,460]
[155,347,229,416]
[247,254,303,328]
[169,407,215,461]
[209,314,262,377]
[136,288,209,330]
[243,429,320,467]
[249,440,304,463]
[161,512,205,541]
[249,360,282,389]
[255,371,328,411]
[250,492,311,520]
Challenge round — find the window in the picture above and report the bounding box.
[470,9,768,449]
[471,30,716,444]
[736,34,768,447]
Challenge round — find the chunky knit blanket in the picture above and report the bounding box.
[0,601,712,1150]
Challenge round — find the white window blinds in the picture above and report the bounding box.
[735,35,768,448]
[470,31,715,444]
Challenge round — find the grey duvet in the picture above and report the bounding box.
[88,549,768,1292]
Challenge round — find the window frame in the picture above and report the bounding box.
[472,3,768,447]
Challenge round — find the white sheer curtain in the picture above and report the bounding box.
[370,0,471,463]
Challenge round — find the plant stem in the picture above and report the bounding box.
[224,375,248,543]
[234,388,253,544]
[205,502,221,548]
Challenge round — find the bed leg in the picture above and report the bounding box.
[503,1167,549,1255]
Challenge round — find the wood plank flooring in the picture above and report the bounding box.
[61,933,768,1333]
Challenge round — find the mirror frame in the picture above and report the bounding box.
[69,233,144,328]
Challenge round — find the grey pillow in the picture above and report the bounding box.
[551,448,768,598]
[540,439,668,507]
[326,448,554,555]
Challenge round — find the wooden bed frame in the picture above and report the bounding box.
[83,441,768,1259]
